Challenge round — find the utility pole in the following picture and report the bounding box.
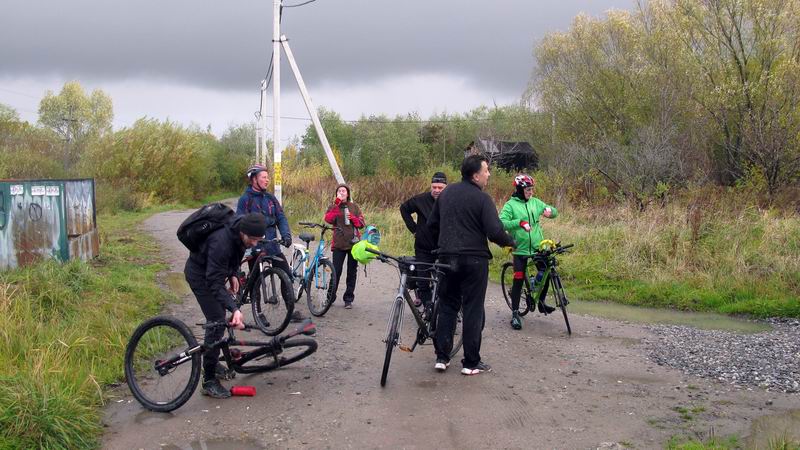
[265,0,345,204]
[272,0,283,203]
[282,36,344,184]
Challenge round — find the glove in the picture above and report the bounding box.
[334,197,342,206]
[281,236,293,248]
[520,220,531,232]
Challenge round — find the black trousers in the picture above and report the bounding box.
[510,256,549,311]
[434,255,489,368]
[407,249,436,306]
[331,248,358,304]
[184,270,227,382]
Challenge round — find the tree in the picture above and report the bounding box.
[38,81,113,171]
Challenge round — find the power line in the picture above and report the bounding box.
[0,87,39,99]
[283,0,318,7]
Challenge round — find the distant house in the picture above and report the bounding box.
[464,139,539,172]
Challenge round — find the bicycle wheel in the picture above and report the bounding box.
[552,273,571,335]
[381,298,403,387]
[237,337,318,372]
[449,309,464,358]
[252,267,295,336]
[306,259,336,317]
[124,316,201,412]
[500,262,529,316]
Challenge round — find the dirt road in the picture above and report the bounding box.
[102,208,800,449]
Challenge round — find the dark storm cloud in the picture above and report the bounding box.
[0,0,634,96]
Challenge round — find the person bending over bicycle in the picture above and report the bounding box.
[499,174,558,330]
[184,213,264,398]
[399,171,447,309]
[237,164,303,322]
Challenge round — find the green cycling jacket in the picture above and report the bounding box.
[499,196,558,256]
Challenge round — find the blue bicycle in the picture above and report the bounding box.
[290,222,337,317]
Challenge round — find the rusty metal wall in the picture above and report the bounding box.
[65,179,99,262]
[0,179,98,270]
[0,180,68,269]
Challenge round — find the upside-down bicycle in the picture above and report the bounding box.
[124,316,317,412]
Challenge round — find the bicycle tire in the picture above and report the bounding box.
[236,337,318,372]
[553,273,572,335]
[252,267,295,336]
[500,262,529,316]
[381,298,403,387]
[124,316,201,412]
[306,259,336,317]
[449,309,464,358]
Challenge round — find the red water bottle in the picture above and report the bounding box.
[230,385,256,396]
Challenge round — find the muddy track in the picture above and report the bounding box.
[102,207,799,449]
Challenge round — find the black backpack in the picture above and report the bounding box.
[176,203,235,252]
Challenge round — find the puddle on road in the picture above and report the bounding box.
[161,437,265,450]
[164,272,191,296]
[570,300,771,334]
[134,410,176,426]
[745,409,800,449]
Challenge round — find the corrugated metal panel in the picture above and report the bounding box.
[65,179,95,236]
[64,179,99,262]
[0,179,97,270]
[0,181,68,269]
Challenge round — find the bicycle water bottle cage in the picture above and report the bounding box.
[299,232,315,243]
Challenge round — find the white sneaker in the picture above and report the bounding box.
[434,358,450,371]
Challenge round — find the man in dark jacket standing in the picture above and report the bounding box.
[428,154,515,375]
[399,171,447,307]
[184,213,266,398]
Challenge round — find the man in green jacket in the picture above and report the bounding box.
[499,174,558,330]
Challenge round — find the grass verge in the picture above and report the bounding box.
[0,206,184,448]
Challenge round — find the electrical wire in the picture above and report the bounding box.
[282,0,317,8]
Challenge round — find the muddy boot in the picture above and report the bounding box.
[510,311,522,330]
[206,362,235,381]
[201,379,231,399]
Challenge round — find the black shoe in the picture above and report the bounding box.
[257,313,271,328]
[461,361,492,376]
[510,311,522,330]
[201,379,231,399]
[538,301,556,315]
[290,310,305,322]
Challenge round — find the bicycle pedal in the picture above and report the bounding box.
[398,344,413,352]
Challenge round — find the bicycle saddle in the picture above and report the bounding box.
[299,232,315,243]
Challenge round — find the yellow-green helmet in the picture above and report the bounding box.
[351,240,379,264]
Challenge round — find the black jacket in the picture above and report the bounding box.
[184,216,246,312]
[427,179,514,258]
[399,191,436,252]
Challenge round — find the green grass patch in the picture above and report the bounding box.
[666,434,741,449]
[0,208,176,449]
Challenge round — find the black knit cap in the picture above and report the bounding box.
[431,172,447,184]
[239,213,267,237]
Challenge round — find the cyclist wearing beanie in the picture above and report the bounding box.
[499,174,558,330]
[184,212,267,398]
[324,184,365,309]
[399,171,447,309]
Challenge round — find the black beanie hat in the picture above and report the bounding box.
[239,213,267,237]
[431,172,447,184]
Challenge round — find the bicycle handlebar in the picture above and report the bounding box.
[536,243,574,257]
[365,247,452,271]
[298,222,334,230]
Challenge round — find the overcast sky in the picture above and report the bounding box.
[0,0,634,141]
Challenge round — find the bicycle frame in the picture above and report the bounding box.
[383,261,445,352]
[291,227,331,288]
